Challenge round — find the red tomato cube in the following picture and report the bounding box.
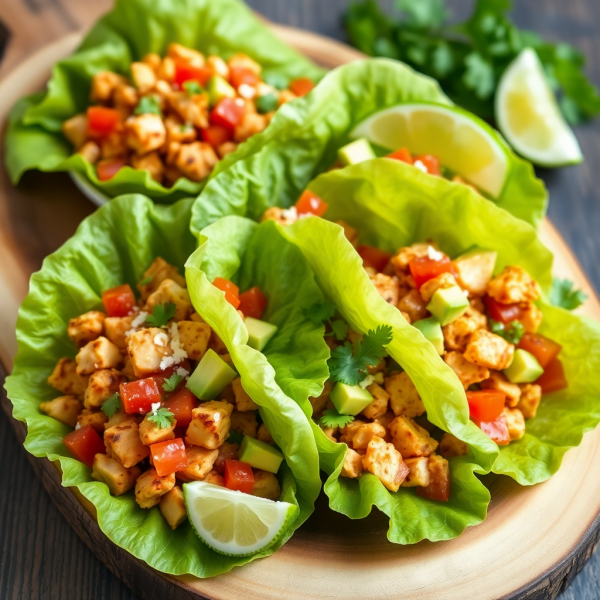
[289,78,315,97]
[102,284,136,317]
[476,415,510,445]
[151,438,187,476]
[173,61,212,88]
[213,277,241,309]
[295,190,328,217]
[357,245,392,272]
[87,106,121,138]
[120,378,162,414]
[201,125,232,148]
[415,154,441,176]
[224,460,255,494]
[210,98,245,130]
[484,296,524,324]
[387,148,413,165]
[164,388,197,428]
[409,254,453,289]
[238,286,268,320]
[536,358,568,393]
[518,332,562,368]
[467,390,505,422]
[97,158,128,181]
[229,67,260,89]
[63,425,105,467]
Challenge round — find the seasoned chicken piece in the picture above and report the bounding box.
[230,410,258,438]
[503,407,526,440]
[452,253,495,297]
[419,272,457,303]
[423,454,451,501]
[127,327,173,378]
[104,315,136,350]
[76,337,122,375]
[120,354,137,381]
[234,112,267,143]
[159,485,187,529]
[228,52,260,74]
[164,114,197,144]
[517,383,542,419]
[444,351,490,389]
[105,423,149,467]
[389,416,438,458]
[139,412,176,445]
[520,303,544,333]
[213,442,239,475]
[167,43,205,66]
[131,151,164,183]
[48,357,89,397]
[251,470,281,500]
[257,424,275,445]
[352,423,387,450]
[137,257,186,302]
[374,410,395,431]
[77,408,108,432]
[390,243,433,274]
[167,91,209,129]
[321,426,338,442]
[142,52,161,72]
[464,329,514,371]
[400,457,431,487]
[340,448,364,478]
[145,279,192,322]
[336,220,360,248]
[83,368,125,409]
[113,84,139,109]
[40,395,81,427]
[130,62,157,93]
[480,371,521,407]
[487,266,541,304]
[260,206,298,226]
[204,470,225,486]
[398,289,428,323]
[277,89,297,105]
[185,401,233,449]
[105,410,141,430]
[217,141,238,158]
[92,454,140,496]
[442,306,487,352]
[231,377,258,412]
[362,382,390,420]
[77,141,101,164]
[385,372,425,418]
[157,58,176,82]
[135,468,175,509]
[370,273,400,307]
[339,419,368,446]
[125,114,166,154]
[362,436,409,492]
[206,55,229,79]
[310,380,333,417]
[176,446,218,482]
[172,141,218,182]
[439,433,468,458]
[177,321,211,362]
[90,71,127,102]
[62,114,88,149]
[100,132,128,159]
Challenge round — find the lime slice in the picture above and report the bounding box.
[350,103,509,198]
[183,481,296,556]
[496,48,582,167]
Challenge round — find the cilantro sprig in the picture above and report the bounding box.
[318,409,355,429]
[550,278,587,311]
[162,373,183,392]
[101,393,121,418]
[148,407,175,429]
[304,301,349,341]
[134,95,162,117]
[146,302,176,327]
[183,80,204,95]
[490,318,524,344]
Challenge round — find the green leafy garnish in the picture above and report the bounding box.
[550,278,587,311]
[179,123,194,133]
[162,373,183,392]
[183,80,204,95]
[227,430,244,444]
[134,95,162,117]
[101,393,121,418]
[330,319,349,341]
[139,275,153,286]
[328,325,392,385]
[304,301,336,325]
[489,319,524,344]
[318,409,355,429]
[146,302,176,327]
[148,407,175,429]
[256,93,279,114]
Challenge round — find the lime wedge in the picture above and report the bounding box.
[183,481,296,556]
[351,103,509,198]
[496,48,582,167]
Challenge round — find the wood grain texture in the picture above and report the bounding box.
[0,0,599,599]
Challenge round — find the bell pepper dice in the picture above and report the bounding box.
[475,415,510,445]
[484,296,524,324]
[174,61,212,88]
[102,284,136,317]
[536,358,568,393]
[358,245,392,272]
[120,378,163,414]
[518,332,562,368]
[467,390,505,422]
[289,78,315,97]
[97,158,128,181]
[295,190,328,217]
[238,286,267,320]
[387,147,414,164]
[151,438,187,476]
[224,460,255,494]
[201,125,232,148]
[87,106,121,137]
[213,277,241,309]
[164,388,197,428]
[409,254,454,289]
[63,425,105,468]
[210,98,245,130]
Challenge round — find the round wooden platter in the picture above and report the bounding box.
[1,24,600,600]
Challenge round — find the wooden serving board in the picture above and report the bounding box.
[1,26,599,600]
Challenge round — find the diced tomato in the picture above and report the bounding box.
[484,296,524,324]
[518,332,562,368]
[213,277,241,309]
[120,378,162,414]
[416,472,450,502]
[536,358,568,393]
[210,98,245,130]
[357,245,392,272]
[164,388,196,428]
[238,286,268,320]
[224,460,255,493]
[229,67,260,89]
[387,147,414,165]
[295,190,328,217]
[173,61,212,88]
[467,390,505,422]
[476,415,510,445]
[201,125,232,148]
[87,106,121,138]
[97,158,128,181]
[63,426,105,468]
[415,154,441,176]
[215,445,240,475]
[409,254,453,289]
[152,438,187,476]
[102,284,136,317]
[289,78,315,97]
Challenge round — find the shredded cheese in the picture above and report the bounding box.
[427,246,445,261]
[281,206,298,222]
[151,402,161,415]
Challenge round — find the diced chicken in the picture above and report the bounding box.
[204,470,225,486]
[362,436,409,492]
[398,289,428,323]
[48,357,90,398]
[424,454,451,501]
[517,383,542,419]
[336,220,360,247]
[120,354,137,381]
[130,62,157,93]
[157,58,176,82]
[159,485,188,529]
[487,266,541,304]
[206,55,229,78]
[234,112,267,143]
[83,368,125,409]
[257,424,275,445]
[142,52,162,72]
[374,410,396,431]
[90,71,127,102]
[40,395,81,427]
[127,327,173,378]
[444,351,490,389]
[131,151,164,183]
[464,329,514,370]
[167,92,209,129]
[135,468,175,509]
[400,457,431,487]
[352,422,387,450]
[260,206,298,226]
[104,315,136,350]
[389,416,438,458]
[176,446,219,482]
[168,43,205,66]
[209,330,229,354]
[340,448,364,478]
[100,132,128,159]
[77,408,108,432]
[62,114,88,149]
[480,371,521,407]
[125,113,166,154]
[230,410,258,438]
[419,272,457,303]
[69,311,106,347]
[185,401,233,449]
[503,407,526,440]
[390,243,432,273]
[370,273,401,307]
[113,84,139,109]
[321,426,338,442]
[177,321,211,361]
[213,442,239,475]
[91,454,140,496]
[520,303,544,333]
[310,380,333,417]
[217,141,238,158]
[139,412,176,445]
[77,141,101,164]
[438,433,468,458]
[385,372,426,418]
[339,419,368,446]
[137,257,186,302]
[164,114,197,144]
[76,336,123,375]
[231,377,258,412]
[172,141,218,182]
[442,306,487,352]
[145,278,192,322]
[251,470,281,500]
[362,382,390,420]
[105,410,141,430]
[104,423,149,468]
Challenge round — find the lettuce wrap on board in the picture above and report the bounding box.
[4,196,322,576]
[4,0,324,202]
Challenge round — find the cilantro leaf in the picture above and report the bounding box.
[550,278,587,311]
[489,319,524,344]
[162,373,183,392]
[134,95,162,117]
[146,302,176,327]
[303,301,336,325]
[463,52,495,99]
[318,409,355,429]
[396,0,448,30]
[227,430,244,444]
[330,319,349,341]
[183,80,204,95]
[101,393,121,418]
[139,275,153,286]
[148,407,175,429]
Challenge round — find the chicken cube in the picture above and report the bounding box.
[217,141,238,159]
[400,457,431,487]
[167,92,209,129]
[234,111,267,143]
[164,114,197,145]
[520,303,544,333]
[503,407,526,441]
[130,62,157,93]
[131,151,164,183]
[62,113,88,149]
[113,84,139,109]
[231,377,258,412]
[439,433,468,458]
[228,53,261,75]
[310,380,333,417]
[137,258,186,302]
[251,470,281,500]
[487,266,541,304]
[204,470,225,486]
[105,410,141,430]
[442,306,487,352]
[125,114,166,154]
[389,416,438,458]
[48,358,89,397]
[452,253,495,296]
[76,336,122,375]
[362,382,390,420]
[480,371,521,407]
[206,55,229,79]
[339,419,368,446]
[385,372,426,418]
[90,71,127,102]
[230,410,258,438]
[252,425,274,447]
[139,412,176,445]
[374,410,396,431]
[92,453,140,496]
[176,321,211,361]
[145,278,192,322]
[260,206,297,226]
[464,329,514,370]
[127,327,173,378]
[517,383,542,419]
[213,442,239,475]
[369,273,400,307]
[185,401,233,449]
[321,426,338,442]
[77,408,108,432]
[77,141,101,164]
[390,243,432,273]
[83,368,125,409]
[423,454,451,501]
[444,351,490,389]
[176,446,218,482]
[419,272,457,303]
[172,141,218,182]
[142,52,161,72]
[340,448,364,478]
[159,485,187,529]
[398,289,428,323]
[352,423,387,450]
[135,468,175,509]
[167,43,205,66]
[362,436,409,492]
[40,395,81,427]
[120,355,137,381]
[104,423,149,468]
[336,220,360,247]
[104,315,136,350]
[100,131,128,159]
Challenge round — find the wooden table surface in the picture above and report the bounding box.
[1,0,600,598]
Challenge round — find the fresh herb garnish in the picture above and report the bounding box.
[328,325,392,385]
[550,278,587,310]
[146,302,176,327]
[179,123,194,132]
[134,95,162,117]
[304,301,349,341]
[183,80,204,95]
[139,275,153,286]
[227,430,244,444]
[101,393,121,418]
[490,318,524,344]
[162,373,183,392]
[148,407,176,429]
[256,93,279,114]
[318,409,355,429]
[330,319,349,342]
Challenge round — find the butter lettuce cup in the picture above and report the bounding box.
[5,195,322,575]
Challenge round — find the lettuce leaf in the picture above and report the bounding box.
[191,59,547,230]
[3,196,318,577]
[4,0,324,202]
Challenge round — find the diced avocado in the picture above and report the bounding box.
[186,349,236,400]
[245,317,278,351]
[504,349,544,383]
[239,435,284,473]
[330,382,374,416]
[256,93,279,114]
[413,317,444,355]
[207,75,236,106]
[453,248,498,296]
[426,285,469,326]
[338,138,376,166]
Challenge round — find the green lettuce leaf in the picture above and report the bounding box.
[4,0,324,202]
[191,59,547,229]
[4,196,317,577]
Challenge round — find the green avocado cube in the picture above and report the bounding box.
[239,435,284,473]
[245,317,278,351]
[426,285,469,326]
[330,382,374,416]
[207,75,236,106]
[504,349,544,383]
[338,138,376,166]
[453,248,498,296]
[186,349,237,400]
[413,317,444,355]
